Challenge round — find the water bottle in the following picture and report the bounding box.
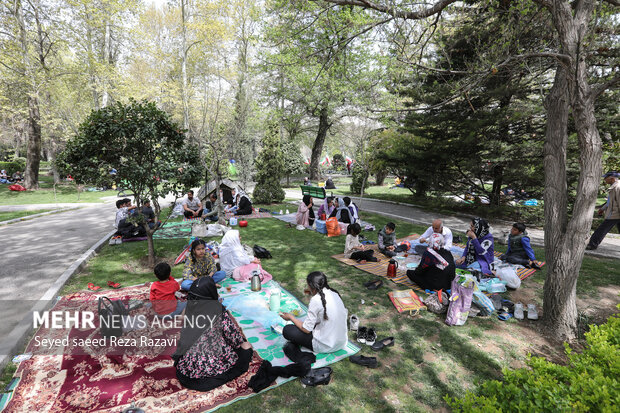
[269,288,281,312]
[286,209,290,214]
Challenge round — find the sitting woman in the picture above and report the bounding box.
[173,277,254,392]
[234,189,253,215]
[343,197,359,224]
[219,230,272,283]
[296,195,315,227]
[344,223,378,262]
[317,196,334,219]
[407,233,455,290]
[181,239,227,291]
[455,217,495,275]
[280,272,348,353]
[328,197,352,224]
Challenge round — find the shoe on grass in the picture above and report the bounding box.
[514,302,524,320]
[371,336,395,351]
[349,355,378,368]
[527,303,539,320]
[349,314,359,331]
[301,367,332,387]
[356,327,367,344]
[365,328,377,346]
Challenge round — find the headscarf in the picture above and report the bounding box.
[218,230,252,274]
[235,188,251,207]
[321,198,335,216]
[334,197,349,221]
[172,276,223,361]
[302,195,315,220]
[426,233,449,270]
[466,217,490,265]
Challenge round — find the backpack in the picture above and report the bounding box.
[253,244,272,259]
[98,297,129,337]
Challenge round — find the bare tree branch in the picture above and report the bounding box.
[590,72,620,100]
[313,0,458,20]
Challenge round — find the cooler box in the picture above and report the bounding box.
[315,219,327,234]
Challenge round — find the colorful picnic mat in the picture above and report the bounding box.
[331,235,545,294]
[2,281,358,413]
[153,221,193,239]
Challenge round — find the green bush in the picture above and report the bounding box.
[0,160,25,174]
[350,165,369,194]
[253,121,285,204]
[446,309,620,412]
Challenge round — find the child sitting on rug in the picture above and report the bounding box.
[181,239,227,291]
[455,217,495,275]
[280,272,348,353]
[378,222,397,257]
[151,263,186,317]
[499,223,541,269]
[345,223,378,262]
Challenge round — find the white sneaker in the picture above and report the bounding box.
[514,302,524,320]
[109,237,116,245]
[349,314,359,331]
[296,225,305,231]
[116,237,123,244]
[527,304,539,320]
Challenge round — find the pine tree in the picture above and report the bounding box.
[253,122,285,204]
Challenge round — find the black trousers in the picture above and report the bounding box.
[350,250,377,262]
[500,253,530,267]
[588,219,620,249]
[283,324,313,351]
[176,347,252,392]
[184,209,203,218]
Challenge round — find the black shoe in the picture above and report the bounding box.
[371,336,395,351]
[356,327,367,344]
[366,279,383,290]
[301,367,332,387]
[349,355,378,368]
[530,262,542,270]
[365,328,377,346]
[585,245,596,251]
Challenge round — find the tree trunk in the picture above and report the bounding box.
[542,0,602,341]
[146,230,156,268]
[181,0,190,135]
[375,170,388,186]
[309,105,330,181]
[24,94,41,190]
[490,164,503,206]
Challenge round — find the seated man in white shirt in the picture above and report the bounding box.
[182,190,203,218]
[414,219,453,255]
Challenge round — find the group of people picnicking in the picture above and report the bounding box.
[0,169,23,184]
[122,171,620,392]
[182,188,253,220]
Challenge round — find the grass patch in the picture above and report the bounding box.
[0,175,117,205]
[0,209,54,222]
[7,203,619,411]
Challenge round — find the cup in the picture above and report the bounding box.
[226,285,232,292]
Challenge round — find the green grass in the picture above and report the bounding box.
[5,204,619,411]
[0,209,54,222]
[0,175,117,205]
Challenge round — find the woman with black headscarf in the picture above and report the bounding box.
[295,195,315,227]
[173,277,253,392]
[455,217,495,275]
[328,197,352,224]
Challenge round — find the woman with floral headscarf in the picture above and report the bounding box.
[173,277,254,392]
[455,217,495,275]
[407,233,456,290]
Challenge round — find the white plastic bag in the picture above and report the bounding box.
[192,222,207,237]
[496,266,521,289]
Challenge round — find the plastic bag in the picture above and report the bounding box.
[192,222,207,237]
[445,277,474,326]
[472,291,495,316]
[222,294,281,329]
[326,217,340,237]
[496,266,521,289]
[423,290,449,314]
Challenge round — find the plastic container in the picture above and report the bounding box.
[229,217,238,226]
[315,219,327,234]
[269,288,281,312]
[239,220,248,227]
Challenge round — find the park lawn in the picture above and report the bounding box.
[45,205,618,411]
[0,209,54,222]
[0,175,117,205]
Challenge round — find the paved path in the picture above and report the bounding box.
[0,203,100,212]
[285,190,620,260]
[0,203,117,337]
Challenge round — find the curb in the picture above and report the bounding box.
[0,229,117,370]
[0,207,81,226]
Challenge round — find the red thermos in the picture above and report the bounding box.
[387,259,399,278]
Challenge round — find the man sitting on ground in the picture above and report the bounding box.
[183,190,203,218]
[142,199,161,229]
[203,192,221,222]
[415,219,453,255]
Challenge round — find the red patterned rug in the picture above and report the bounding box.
[3,286,265,413]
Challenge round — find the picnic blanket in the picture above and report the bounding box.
[152,221,193,239]
[273,213,373,233]
[2,281,358,413]
[331,236,545,294]
[224,210,272,220]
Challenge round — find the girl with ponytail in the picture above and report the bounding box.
[280,272,348,353]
